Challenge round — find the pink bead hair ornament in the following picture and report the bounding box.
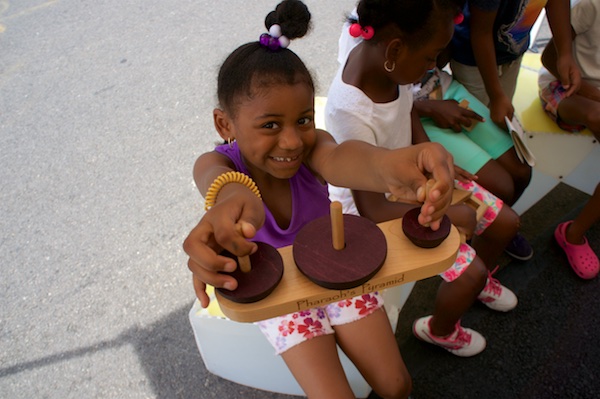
[454,12,464,25]
[259,24,290,51]
[349,23,374,40]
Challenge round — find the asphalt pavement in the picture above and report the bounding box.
[1,1,348,398]
[2,2,597,399]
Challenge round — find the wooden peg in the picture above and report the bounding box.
[330,201,345,250]
[238,255,251,273]
[458,99,470,109]
[458,99,479,131]
[425,179,436,200]
[422,179,436,228]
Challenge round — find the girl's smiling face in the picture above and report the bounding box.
[215,81,317,181]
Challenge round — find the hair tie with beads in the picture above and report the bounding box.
[454,12,464,25]
[349,23,374,40]
[259,24,290,51]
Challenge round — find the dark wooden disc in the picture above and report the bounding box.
[293,214,387,290]
[402,207,451,248]
[216,242,284,303]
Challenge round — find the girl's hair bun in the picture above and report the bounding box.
[265,0,311,40]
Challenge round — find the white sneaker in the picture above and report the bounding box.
[413,316,486,357]
[477,267,518,312]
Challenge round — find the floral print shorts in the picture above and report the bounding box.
[439,242,476,282]
[539,80,587,132]
[455,180,503,236]
[257,292,383,354]
[438,180,503,282]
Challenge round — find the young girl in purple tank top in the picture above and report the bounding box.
[182,1,456,397]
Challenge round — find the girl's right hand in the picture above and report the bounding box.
[489,94,514,129]
[183,189,265,307]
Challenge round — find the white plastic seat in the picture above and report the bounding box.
[188,283,415,398]
[512,52,598,215]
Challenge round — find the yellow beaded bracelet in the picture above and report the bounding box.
[204,171,262,211]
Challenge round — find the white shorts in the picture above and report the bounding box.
[257,292,384,355]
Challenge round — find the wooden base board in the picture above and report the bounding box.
[215,218,460,322]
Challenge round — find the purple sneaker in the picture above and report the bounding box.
[504,233,533,261]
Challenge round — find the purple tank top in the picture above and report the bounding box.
[215,142,330,248]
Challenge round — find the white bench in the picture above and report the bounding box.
[511,52,598,215]
[189,283,413,397]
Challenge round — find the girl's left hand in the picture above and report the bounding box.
[429,100,485,132]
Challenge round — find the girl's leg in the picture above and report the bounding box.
[429,256,487,336]
[491,149,532,205]
[412,249,488,357]
[566,183,600,244]
[429,256,487,337]
[449,60,490,105]
[281,335,356,399]
[558,94,600,139]
[469,205,520,312]
[334,308,412,399]
[471,205,520,267]
[498,56,522,103]
[554,183,600,279]
[471,158,518,205]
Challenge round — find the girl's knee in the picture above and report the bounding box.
[513,163,532,189]
[470,257,488,283]
[447,204,477,239]
[585,110,600,135]
[372,369,412,399]
[491,206,520,237]
[458,257,487,292]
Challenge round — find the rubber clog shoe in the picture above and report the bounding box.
[504,233,534,261]
[554,221,599,280]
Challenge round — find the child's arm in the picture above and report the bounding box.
[183,152,265,307]
[352,190,417,224]
[411,106,431,144]
[309,130,455,230]
[545,0,581,96]
[469,5,514,128]
[542,36,599,102]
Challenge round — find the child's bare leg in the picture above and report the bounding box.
[472,159,518,205]
[429,256,487,336]
[567,183,600,244]
[471,206,519,268]
[281,335,356,399]
[558,94,600,138]
[335,308,412,399]
[494,150,532,205]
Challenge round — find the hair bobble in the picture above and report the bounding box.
[349,23,374,40]
[259,24,290,51]
[454,12,464,25]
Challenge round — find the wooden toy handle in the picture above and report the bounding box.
[424,179,436,200]
[330,201,345,250]
[238,255,251,273]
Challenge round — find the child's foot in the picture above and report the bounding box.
[554,221,599,279]
[477,267,518,312]
[412,316,486,357]
[504,232,533,261]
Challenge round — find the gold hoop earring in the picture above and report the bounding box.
[227,137,234,148]
[384,60,395,73]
